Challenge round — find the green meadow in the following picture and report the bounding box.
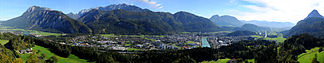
[298,47,324,63]
[20,45,89,63]
[0,40,9,45]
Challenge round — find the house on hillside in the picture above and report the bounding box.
[19,48,33,54]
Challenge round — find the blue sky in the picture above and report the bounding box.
[1,0,324,23]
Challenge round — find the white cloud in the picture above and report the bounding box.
[0,17,5,21]
[234,0,324,23]
[138,0,163,9]
[230,0,235,3]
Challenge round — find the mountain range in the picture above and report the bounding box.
[68,4,150,20]
[0,6,92,33]
[210,15,294,31]
[77,4,218,34]
[287,10,324,38]
[0,4,218,34]
[0,4,306,35]
[244,20,294,29]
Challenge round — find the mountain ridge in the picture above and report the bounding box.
[78,6,218,34]
[287,9,324,38]
[1,6,92,33]
[68,4,150,19]
[209,15,244,27]
[305,9,323,19]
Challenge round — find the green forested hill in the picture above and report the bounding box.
[287,17,324,38]
[79,9,218,34]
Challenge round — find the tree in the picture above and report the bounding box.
[41,54,47,59]
[26,52,44,63]
[12,58,24,63]
[0,53,11,63]
[312,54,319,63]
[319,48,323,52]
[172,55,196,63]
[37,50,41,54]
[48,56,58,63]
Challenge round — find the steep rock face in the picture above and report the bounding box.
[209,15,244,27]
[287,10,324,38]
[2,6,92,33]
[76,4,149,19]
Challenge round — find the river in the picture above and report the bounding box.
[201,37,210,48]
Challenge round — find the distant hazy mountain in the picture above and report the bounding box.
[66,13,79,19]
[287,9,324,38]
[239,24,271,32]
[227,30,257,36]
[244,20,294,28]
[1,6,92,33]
[209,15,244,27]
[78,4,218,34]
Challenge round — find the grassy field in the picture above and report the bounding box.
[250,35,263,40]
[101,34,116,37]
[201,59,230,63]
[20,45,89,63]
[250,33,286,43]
[263,37,286,43]
[201,60,217,63]
[267,32,277,35]
[298,47,324,63]
[35,32,61,36]
[264,33,286,43]
[126,48,141,51]
[124,44,131,46]
[28,30,61,36]
[247,59,255,63]
[215,59,231,63]
[201,59,254,63]
[0,27,61,36]
[0,40,9,45]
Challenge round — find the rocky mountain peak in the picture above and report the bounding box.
[76,4,147,19]
[305,9,323,19]
[210,15,220,18]
[27,6,52,12]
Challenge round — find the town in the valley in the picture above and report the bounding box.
[0,28,269,51]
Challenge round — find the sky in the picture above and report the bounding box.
[1,0,324,23]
